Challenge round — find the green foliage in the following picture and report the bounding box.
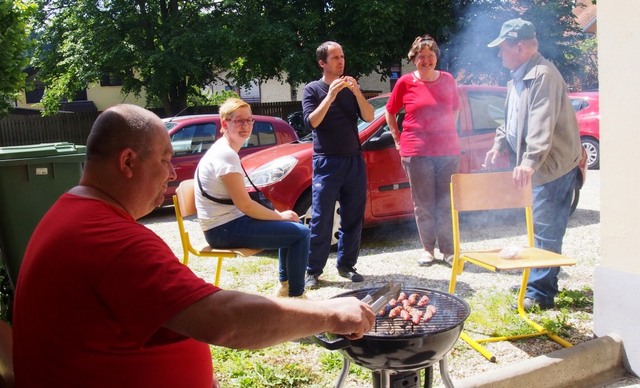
[32,0,229,115]
[572,35,598,90]
[0,264,13,323]
[540,308,572,336]
[319,350,369,380]
[187,88,240,107]
[464,289,534,337]
[0,0,36,116]
[465,287,593,339]
[555,287,593,309]
[27,0,596,116]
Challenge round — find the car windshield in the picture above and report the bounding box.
[164,122,178,130]
[358,96,389,133]
[297,96,389,142]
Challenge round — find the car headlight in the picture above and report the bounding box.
[245,155,298,187]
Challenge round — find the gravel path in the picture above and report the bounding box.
[140,170,639,387]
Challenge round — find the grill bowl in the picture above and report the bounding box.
[314,286,470,371]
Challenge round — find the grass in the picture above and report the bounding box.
[464,286,594,339]
[211,340,372,387]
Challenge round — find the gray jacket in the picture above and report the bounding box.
[492,52,582,186]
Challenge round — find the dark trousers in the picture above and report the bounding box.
[307,155,366,275]
[401,155,459,256]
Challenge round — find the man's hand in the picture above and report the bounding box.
[483,150,500,169]
[512,166,534,189]
[326,297,375,340]
[328,77,350,99]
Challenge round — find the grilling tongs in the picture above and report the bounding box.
[361,282,402,315]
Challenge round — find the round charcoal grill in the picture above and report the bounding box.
[314,286,470,388]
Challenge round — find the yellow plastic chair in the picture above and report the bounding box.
[447,172,577,362]
[173,179,261,286]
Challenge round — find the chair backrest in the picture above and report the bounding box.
[451,172,532,212]
[450,172,535,250]
[176,179,197,218]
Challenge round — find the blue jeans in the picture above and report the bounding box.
[204,216,310,296]
[526,167,579,305]
[307,155,366,276]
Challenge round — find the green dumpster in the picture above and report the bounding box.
[0,142,86,288]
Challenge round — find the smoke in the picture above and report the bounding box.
[441,3,520,85]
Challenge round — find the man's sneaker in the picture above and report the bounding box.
[337,266,364,282]
[513,297,554,311]
[305,273,320,289]
[417,251,435,266]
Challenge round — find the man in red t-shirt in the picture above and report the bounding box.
[12,104,375,387]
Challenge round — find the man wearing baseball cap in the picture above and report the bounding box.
[483,18,583,311]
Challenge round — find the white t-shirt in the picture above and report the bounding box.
[194,139,245,231]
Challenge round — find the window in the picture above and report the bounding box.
[244,121,276,148]
[467,91,506,135]
[171,123,217,155]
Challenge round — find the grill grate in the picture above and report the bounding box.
[337,287,469,338]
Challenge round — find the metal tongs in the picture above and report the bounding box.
[361,282,402,315]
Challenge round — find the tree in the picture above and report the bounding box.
[30,0,592,116]
[32,0,230,116]
[219,0,472,88]
[0,0,35,116]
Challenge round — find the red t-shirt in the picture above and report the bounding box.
[13,194,219,387]
[386,71,461,157]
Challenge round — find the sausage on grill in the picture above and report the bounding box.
[422,304,437,323]
[416,295,430,307]
[388,306,403,318]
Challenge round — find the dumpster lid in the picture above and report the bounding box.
[0,142,85,160]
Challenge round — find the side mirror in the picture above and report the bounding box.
[364,130,395,151]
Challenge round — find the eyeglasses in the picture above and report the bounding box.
[228,118,255,126]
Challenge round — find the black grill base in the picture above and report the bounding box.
[372,369,426,388]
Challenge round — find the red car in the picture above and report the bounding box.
[241,86,586,244]
[570,91,600,169]
[162,114,298,205]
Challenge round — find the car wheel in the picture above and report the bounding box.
[294,191,340,247]
[581,137,599,170]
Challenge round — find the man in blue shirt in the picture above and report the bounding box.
[302,41,374,288]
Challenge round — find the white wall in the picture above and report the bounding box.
[594,0,640,374]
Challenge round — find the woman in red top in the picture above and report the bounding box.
[385,35,460,267]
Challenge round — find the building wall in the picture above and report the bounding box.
[594,0,640,375]
[15,83,146,112]
[86,85,146,111]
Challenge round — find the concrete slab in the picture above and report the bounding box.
[453,334,630,388]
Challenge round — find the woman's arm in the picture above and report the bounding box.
[222,172,299,222]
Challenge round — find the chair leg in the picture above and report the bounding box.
[516,268,573,348]
[460,332,497,363]
[448,256,460,294]
[213,257,224,286]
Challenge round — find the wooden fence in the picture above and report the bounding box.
[0,101,303,147]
